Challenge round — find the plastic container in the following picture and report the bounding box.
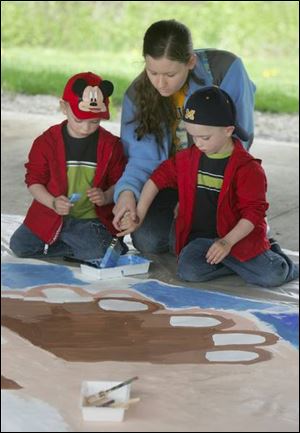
[81,380,131,422]
[80,254,151,279]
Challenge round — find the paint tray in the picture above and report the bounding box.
[81,380,131,422]
[80,254,151,279]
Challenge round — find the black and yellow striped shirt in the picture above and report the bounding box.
[190,152,231,240]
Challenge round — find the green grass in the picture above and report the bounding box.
[1,47,299,114]
[244,58,299,113]
[1,47,142,116]
[2,2,298,114]
[2,1,298,57]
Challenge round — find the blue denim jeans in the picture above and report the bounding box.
[177,238,299,288]
[9,218,116,261]
[131,188,177,254]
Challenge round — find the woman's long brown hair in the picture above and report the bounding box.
[131,20,194,146]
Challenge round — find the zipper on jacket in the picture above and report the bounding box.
[44,219,63,255]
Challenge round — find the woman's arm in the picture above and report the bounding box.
[113,93,169,204]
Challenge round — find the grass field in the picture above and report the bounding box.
[2,47,298,114]
[1,1,299,114]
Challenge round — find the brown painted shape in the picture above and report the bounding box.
[1,297,278,364]
[1,375,22,390]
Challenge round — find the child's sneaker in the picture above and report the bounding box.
[268,237,283,254]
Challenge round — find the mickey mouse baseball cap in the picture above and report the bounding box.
[62,72,114,120]
[184,86,249,141]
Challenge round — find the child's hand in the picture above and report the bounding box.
[116,211,141,237]
[206,238,232,265]
[87,187,107,207]
[53,195,73,215]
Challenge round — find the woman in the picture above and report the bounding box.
[113,19,255,254]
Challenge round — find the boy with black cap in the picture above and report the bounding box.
[117,86,298,287]
[10,72,127,261]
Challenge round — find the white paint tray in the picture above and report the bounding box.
[80,254,150,279]
[81,380,130,422]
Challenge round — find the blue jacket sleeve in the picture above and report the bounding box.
[220,57,256,149]
[113,93,170,202]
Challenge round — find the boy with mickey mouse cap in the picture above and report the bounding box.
[10,72,128,261]
[117,86,298,287]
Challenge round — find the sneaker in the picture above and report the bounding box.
[268,237,283,254]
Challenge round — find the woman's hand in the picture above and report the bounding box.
[113,190,138,230]
[116,211,141,237]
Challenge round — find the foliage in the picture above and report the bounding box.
[2,1,298,58]
[1,1,299,113]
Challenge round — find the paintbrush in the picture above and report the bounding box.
[93,397,140,409]
[96,398,115,407]
[99,237,123,268]
[86,376,139,406]
[109,397,141,409]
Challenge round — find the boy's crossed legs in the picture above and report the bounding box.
[178,237,299,288]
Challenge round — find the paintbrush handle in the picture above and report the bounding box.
[110,397,141,409]
[97,398,115,407]
[86,376,139,405]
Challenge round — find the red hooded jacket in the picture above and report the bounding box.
[151,140,270,261]
[23,121,126,244]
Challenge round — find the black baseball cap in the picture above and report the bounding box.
[184,86,249,141]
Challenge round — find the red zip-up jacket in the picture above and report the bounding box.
[151,140,270,261]
[23,121,126,245]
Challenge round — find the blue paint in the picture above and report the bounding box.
[2,262,298,349]
[68,193,82,203]
[1,263,88,289]
[86,254,150,269]
[117,255,150,265]
[131,280,279,311]
[254,312,299,348]
[132,280,299,349]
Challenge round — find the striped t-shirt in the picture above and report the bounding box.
[63,124,98,219]
[190,151,231,240]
